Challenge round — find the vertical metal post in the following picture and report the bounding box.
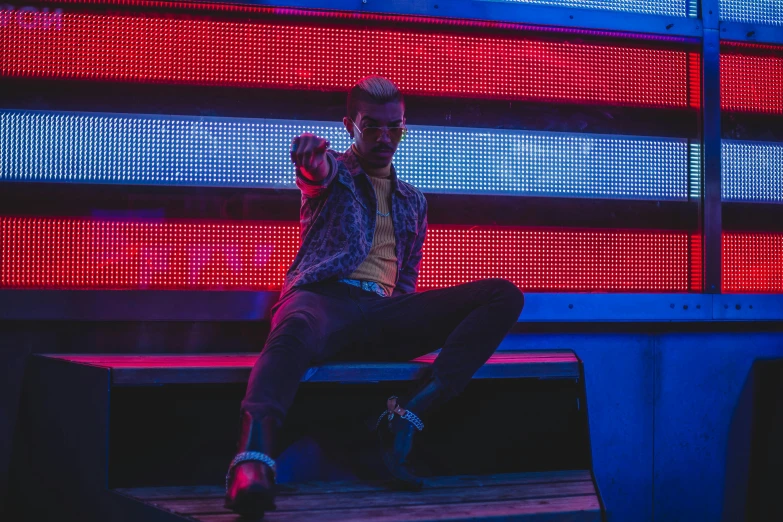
[701,0,722,293]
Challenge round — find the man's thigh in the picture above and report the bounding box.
[354,279,504,361]
[269,284,365,362]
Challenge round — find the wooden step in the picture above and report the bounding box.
[48,351,580,386]
[116,470,602,522]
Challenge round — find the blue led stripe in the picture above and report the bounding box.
[0,110,692,201]
[482,0,690,18]
[722,140,783,202]
[720,0,783,26]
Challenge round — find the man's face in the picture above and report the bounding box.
[343,101,405,168]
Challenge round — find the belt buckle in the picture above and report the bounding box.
[361,281,380,297]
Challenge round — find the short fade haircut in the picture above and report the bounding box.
[347,76,405,121]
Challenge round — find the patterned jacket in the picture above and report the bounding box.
[280,147,428,299]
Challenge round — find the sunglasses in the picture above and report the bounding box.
[351,120,407,142]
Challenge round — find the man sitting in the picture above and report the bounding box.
[225,75,525,518]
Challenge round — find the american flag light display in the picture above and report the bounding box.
[0,218,699,292]
[0,9,700,108]
[723,233,783,293]
[0,111,696,200]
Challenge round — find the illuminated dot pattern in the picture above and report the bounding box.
[722,48,783,114]
[489,0,689,18]
[0,218,300,290]
[0,217,698,292]
[0,111,694,200]
[722,140,783,202]
[720,0,783,26]
[418,227,695,292]
[399,126,694,199]
[0,11,698,107]
[723,233,783,293]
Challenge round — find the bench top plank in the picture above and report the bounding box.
[117,470,601,522]
[46,351,580,385]
[155,481,597,515]
[200,496,601,522]
[117,470,594,500]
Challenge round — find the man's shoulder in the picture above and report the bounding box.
[397,178,424,199]
[397,178,427,217]
[331,149,359,175]
[322,149,357,187]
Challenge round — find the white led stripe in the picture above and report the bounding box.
[0,110,692,200]
[720,0,783,26]
[722,140,783,202]
[689,142,701,200]
[482,0,691,18]
[0,112,351,188]
[398,128,691,199]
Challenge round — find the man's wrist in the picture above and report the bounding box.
[296,156,333,185]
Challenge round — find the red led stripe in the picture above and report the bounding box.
[722,44,783,114]
[0,218,697,292]
[418,227,694,292]
[723,233,783,293]
[0,218,301,290]
[0,10,697,107]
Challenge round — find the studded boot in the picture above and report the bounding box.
[224,411,280,518]
[375,375,452,491]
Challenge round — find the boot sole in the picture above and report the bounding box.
[382,452,424,492]
[224,489,277,519]
[389,477,424,492]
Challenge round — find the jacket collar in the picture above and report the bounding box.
[338,146,412,199]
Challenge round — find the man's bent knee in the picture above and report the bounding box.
[486,278,525,315]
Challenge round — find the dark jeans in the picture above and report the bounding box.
[241,278,525,422]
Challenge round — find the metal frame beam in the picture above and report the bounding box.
[700,0,723,293]
[720,22,783,45]
[2,290,782,321]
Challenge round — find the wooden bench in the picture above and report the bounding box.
[16,351,602,522]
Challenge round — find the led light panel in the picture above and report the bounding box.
[0,10,699,107]
[0,218,301,290]
[720,0,783,26]
[723,233,783,293]
[0,218,697,292]
[722,140,783,202]
[417,227,695,291]
[722,50,783,114]
[0,111,695,200]
[485,0,690,18]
